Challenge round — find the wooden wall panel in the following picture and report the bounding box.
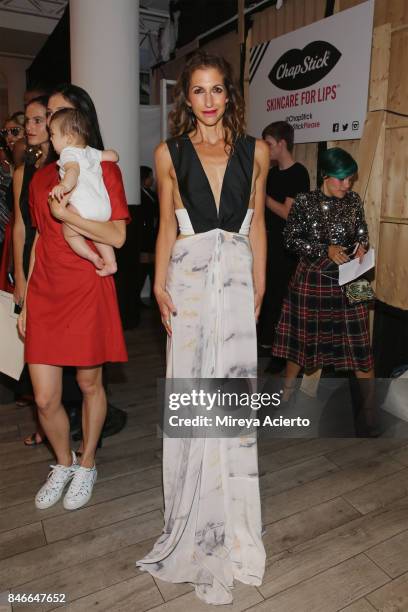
[284,0,296,33]
[376,223,408,309]
[334,0,407,27]
[327,139,359,161]
[275,2,286,36]
[305,0,326,25]
[352,111,384,199]
[334,0,408,30]
[386,112,408,130]
[381,127,408,219]
[387,29,408,115]
[200,31,240,75]
[293,0,306,30]
[368,23,391,111]
[251,3,277,45]
[364,119,385,255]
[251,0,326,46]
[375,0,408,28]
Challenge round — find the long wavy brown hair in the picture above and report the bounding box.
[169,51,246,152]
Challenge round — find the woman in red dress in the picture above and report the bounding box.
[18,85,129,511]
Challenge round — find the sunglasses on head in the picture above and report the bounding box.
[0,127,23,137]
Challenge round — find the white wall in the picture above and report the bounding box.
[70,0,139,205]
[0,57,31,114]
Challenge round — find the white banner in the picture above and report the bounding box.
[249,0,374,143]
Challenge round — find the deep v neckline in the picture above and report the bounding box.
[186,135,231,217]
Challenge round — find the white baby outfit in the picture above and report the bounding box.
[58,146,111,222]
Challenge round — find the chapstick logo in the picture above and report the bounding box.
[268,41,342,90]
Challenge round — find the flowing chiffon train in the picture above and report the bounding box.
[137,229,265,604]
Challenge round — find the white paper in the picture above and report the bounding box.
[338,248,375,286]
[0,290,25,380]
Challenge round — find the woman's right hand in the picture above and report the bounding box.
[17,305,26,339]
[155,286,177,336]
[328,245,349,265]
[13,276,26,307]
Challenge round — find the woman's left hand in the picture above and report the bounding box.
[48,192,70,221]
[354,244,366,262]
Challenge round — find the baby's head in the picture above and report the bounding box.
[49,108,90,155]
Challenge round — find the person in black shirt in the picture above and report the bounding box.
[258,121,310,373]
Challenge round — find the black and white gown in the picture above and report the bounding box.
[137,134,265,605]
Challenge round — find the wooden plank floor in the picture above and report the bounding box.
[1,307,408,611]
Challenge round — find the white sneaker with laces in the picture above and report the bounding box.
[35,451,78,509]
[63,464,97,510]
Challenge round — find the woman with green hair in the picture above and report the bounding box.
[273,147,374,394]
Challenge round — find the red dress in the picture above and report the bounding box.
[25,161,129,366]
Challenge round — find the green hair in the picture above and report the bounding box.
[319,147,358,180]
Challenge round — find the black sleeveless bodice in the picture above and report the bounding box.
[166,134,255,234]
[20,161,37,275]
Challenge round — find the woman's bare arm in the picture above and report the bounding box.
[12,165,26,303]
[101,149,119,163]
[153,142,178,335]
[48,194,126,248]
[249,139,269,320]
[266,195,294,220]
[24,230,39,294]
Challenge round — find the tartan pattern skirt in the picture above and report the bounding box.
[272,257,374,372]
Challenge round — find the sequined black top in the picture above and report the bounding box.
[284,189,369,260]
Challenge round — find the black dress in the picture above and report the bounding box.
[0,163,12,247]
[19,161,37,276]
[13,162,37,397]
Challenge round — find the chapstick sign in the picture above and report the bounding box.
[249,0,374,143]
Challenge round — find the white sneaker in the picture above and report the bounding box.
[63,465,97,510]
[35,451,78,509]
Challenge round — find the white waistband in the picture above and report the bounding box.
[175,208,253,236]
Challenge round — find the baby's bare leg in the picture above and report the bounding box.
[62,205,104,269]
[94,242,117,276]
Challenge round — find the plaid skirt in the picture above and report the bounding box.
[272,257,374,372]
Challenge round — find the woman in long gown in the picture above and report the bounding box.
[137,52,269,605]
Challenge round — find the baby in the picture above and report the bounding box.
[49,108,118,276]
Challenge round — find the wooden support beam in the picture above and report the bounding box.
[354,110,385,200]
[238,0,245,44]
[381,216,408,225]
